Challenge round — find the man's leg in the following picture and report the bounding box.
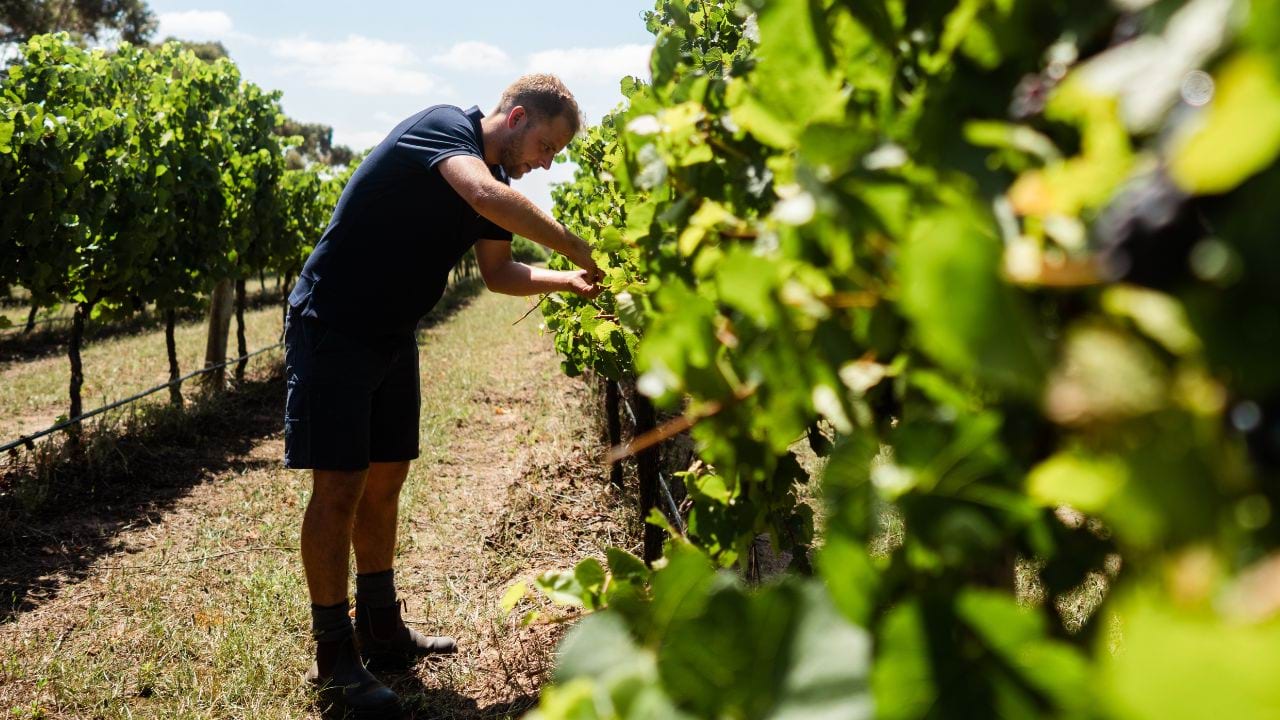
[300,469,399,716]
[351,460,456,666]
[286,310,399,716]
[352,461,410,573]
[303,469,367,603]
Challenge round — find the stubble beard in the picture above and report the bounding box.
[500,125,530,179]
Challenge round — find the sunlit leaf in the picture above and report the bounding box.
[1170,53,1280,195]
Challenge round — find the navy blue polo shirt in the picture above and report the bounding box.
[289,105,512,337]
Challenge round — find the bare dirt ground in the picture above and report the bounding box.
[0,289,636,719]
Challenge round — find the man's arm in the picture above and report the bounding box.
[438,155,601,281]
[474,239,602,299]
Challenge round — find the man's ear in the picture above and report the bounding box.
[506,106,526,130]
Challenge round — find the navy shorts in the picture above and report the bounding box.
[283,307,420,471]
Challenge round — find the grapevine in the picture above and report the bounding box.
[0,34,346,419]
[532,0,1280,717]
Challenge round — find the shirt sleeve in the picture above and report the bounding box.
[476,215,513,242]
[401,105,513,242]
[395,106,483,170]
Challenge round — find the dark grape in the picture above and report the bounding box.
[1233,396,1280,471]
[1110,13,1144,45]
[1094,170,1209,289]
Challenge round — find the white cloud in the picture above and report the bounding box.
[525,44,651,85]
[271,35,436,96]
[333,128,389,151]
[514,43,654,127]
[431,41,511,73]
[156,10,234,41]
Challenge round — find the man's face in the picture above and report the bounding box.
[499,108,574,180]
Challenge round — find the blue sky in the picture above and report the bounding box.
[149,1,657,210]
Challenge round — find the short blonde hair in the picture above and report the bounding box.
[494,74,583,136]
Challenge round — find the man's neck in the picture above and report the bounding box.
[479,113,507,166]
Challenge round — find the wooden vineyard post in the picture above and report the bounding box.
[165,309,183,407]
[605,378,623,491]
[234,278,248,383]
[203,278,235,391]
[66,302,89,447]
[630,385,665,564]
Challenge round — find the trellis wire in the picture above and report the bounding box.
[0,316,62,334]
[0,342,283,456]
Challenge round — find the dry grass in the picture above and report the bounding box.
[0,367,305,718]
[0,298,285,443]
[0,288,633,719]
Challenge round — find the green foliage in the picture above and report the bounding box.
[0,33,344,318]
[158,38,229,63]
[536,0,1280,717]
[525,543,872,720]
[272,162,353,279]
[274,116,356,168]
[512,235,550,264]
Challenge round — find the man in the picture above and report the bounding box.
[284,74,602,716]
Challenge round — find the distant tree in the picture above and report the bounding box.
[275,118,355,168]
[159,36,227,62]
[328,143,354,167]
[0,0,156,45]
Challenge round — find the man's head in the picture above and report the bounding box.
[491,74,582,179]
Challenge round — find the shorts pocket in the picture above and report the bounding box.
[283,376,312,468]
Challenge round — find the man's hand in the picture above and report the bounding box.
[564,232,603,284]
[566,268,603,300]
[475,238,602,299]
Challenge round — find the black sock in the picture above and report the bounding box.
[311,600,352,636]
[355,569,397,609]
[311,600,353,677]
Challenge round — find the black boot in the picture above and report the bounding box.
[306,617,401,718]
[355,598,457,670]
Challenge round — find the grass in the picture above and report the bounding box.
[0,368,310,717]
[0,302,285,444]
[0,288,632,719]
